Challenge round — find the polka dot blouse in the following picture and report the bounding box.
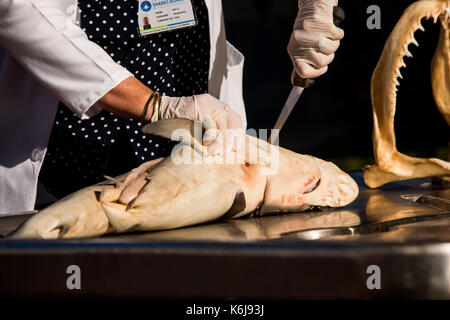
[39,0,211,198]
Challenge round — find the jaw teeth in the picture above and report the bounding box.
[390,5,450,101]
[418,21,425,31]
[389,6,450,103]
[410,37,419,47]
[433,13,440,23]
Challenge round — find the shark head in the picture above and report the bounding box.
[306,157,359,208]
[260,147,358,215]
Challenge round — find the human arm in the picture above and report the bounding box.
[0,0,132,118]
[0,0,242,153]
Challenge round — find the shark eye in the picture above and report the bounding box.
[303,178,321,194]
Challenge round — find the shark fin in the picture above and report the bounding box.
[142,119,205,154]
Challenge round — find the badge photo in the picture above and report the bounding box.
[137,0,198,37]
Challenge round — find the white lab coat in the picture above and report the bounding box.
[0,0,246,214]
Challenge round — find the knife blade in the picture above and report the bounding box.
[269,6,345,145]
[268,76,312,144]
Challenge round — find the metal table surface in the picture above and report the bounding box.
[0,173,449,299]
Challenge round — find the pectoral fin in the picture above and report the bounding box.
[142,119,205,154]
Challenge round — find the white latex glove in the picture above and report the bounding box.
[151,93,243,156]
[287,0,344,79]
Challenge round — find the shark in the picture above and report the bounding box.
[10,119,358,239]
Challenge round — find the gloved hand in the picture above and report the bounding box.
[287,0,344,79]
[151,93,243,156]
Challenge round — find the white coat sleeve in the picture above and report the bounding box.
[0,0,133,118]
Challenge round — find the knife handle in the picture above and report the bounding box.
[291,6,345,88]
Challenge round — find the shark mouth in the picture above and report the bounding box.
[364,0,450,188]
[383,1,450,105]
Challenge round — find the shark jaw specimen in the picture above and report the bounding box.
[364,0,450,188]
[10,119,358,239]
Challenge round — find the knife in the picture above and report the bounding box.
[269,6,345,145]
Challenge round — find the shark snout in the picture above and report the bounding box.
[333,170,359,206]
[306,159,359,207]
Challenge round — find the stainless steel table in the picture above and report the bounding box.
[1,173,449,299]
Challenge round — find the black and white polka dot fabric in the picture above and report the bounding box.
[39,0,211,198]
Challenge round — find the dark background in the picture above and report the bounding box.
[222,0,448,171]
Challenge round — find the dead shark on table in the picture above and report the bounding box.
[10,119,359,239]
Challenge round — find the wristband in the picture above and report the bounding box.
[150,92,162,123]
[141,92,157,124]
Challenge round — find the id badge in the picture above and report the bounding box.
[138,0,197,37]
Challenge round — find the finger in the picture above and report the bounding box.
[206,134,223,156]
[295,50,335,69]
[226,108,243,130]
[291,30,340,56]
[225,108,244,152]
[202,117,216,130]
[214,112,229,155]
[202,118,217,146]
[203,129,218,145]
[317,38,340,55]
[293,61,328,79]
[229,129,245,152]
[291,29,319,51]
[329,26,344,41]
